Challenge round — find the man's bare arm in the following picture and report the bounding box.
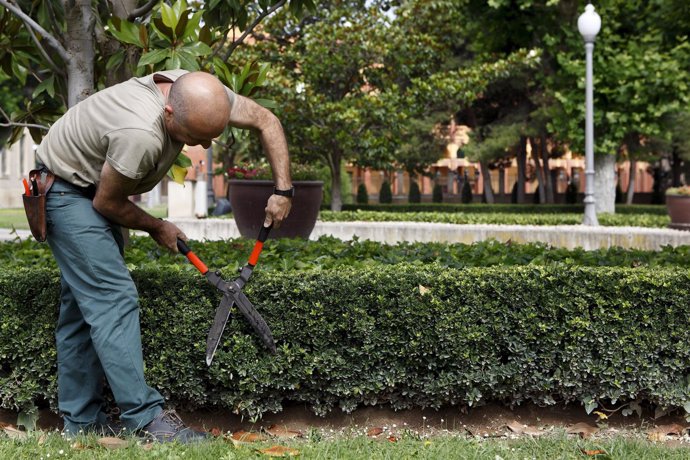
[228,94,292,227]
[93,162,186,252]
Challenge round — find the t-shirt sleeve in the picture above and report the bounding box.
[103,129,161,180]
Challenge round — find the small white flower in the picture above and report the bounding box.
[59,450,64,455]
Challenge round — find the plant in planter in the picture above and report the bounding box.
[226,162,324,239]
[665,185,690,230]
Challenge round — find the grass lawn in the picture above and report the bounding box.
[0,206,168,231]
[1,431,689,459]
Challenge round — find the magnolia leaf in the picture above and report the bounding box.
[3,426,28,440]
[683,401,690,414]
[254,98,279,110]
[581,449,607,456]
[566,422,599,438]
[97,436,128,449]
[138,49,169,67]
[256,445,300,457]
[168,164,188,185]
[593,411,608,421]
[505,420,545,436]
[160,2,178,29]
[648,424,686,437]
[367,427,383,437]
[229,430,269,446]
[264,424,303,439]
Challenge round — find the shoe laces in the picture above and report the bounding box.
[160,410,186,431]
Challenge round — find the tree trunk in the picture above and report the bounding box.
[672,147,682,187]
[498,167,505,197]
[625,159,637,205]
[532,137,546,204]
[541,136,554,203]
[329,151,342,211]
[479,161,494,204]
[517,137,527,204]
[62,0,96,107]
[594,154,616,213]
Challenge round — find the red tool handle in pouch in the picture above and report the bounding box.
[248,224,272,267]
[177,239,209,274]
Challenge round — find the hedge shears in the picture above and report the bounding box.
[177,224,276,365]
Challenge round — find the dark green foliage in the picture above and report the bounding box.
[2,264,690,419]
[432,184,443,203]
[461,180,473,204]
[408,181,421,203]
[320,210,669,228]
[356,183,369,204]
[379,181,393,204]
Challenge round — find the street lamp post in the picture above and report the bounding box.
[578,4,600,226]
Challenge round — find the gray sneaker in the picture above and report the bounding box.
[140,410,209,444]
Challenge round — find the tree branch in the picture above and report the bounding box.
[0,120,50,130]
[23,20,66,76]
[0,0,70,63]
[0,106,50,130]
[127,0,158,21]
[222,0,287,61]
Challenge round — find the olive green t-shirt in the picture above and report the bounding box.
[36,69,188,195]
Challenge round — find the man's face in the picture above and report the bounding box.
[168,115,216,149]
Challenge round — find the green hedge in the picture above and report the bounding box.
[4,237,690,272]
[340,203,668,215]
[2,264,690,419]
[319,210,670,228]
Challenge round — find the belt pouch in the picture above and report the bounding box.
[21,169,54,242]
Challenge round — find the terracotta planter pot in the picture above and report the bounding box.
[228,179,323,239]
[666,194,690,231]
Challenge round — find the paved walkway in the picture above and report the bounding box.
[166,218,690,251]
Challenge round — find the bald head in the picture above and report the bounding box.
[166,71,231,146]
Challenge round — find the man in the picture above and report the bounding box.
[36,70,293,442]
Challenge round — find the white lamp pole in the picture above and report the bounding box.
[578,4,601,226]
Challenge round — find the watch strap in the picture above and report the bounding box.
[273,186,295,197]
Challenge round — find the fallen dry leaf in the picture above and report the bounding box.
[593,411,609,421]
[581,449,607,456]
[3,426,28,440]
[142,442,155,451]
[387,436,398,442]
[505,420,545,436]
[367,427,384,437]
[97,436,128,449]
[649,424,686,436]
[71,441,90,450]
[419,285,430,295]
[257,445,300,457]
[211,427,223,437]
[265,424,303,439]
[648,432,667,442]
[566,422,599,438]
[230,430,270,446]
[37,433,48,445]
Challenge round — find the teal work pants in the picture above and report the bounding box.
[46,180,163,433]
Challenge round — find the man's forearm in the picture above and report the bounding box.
[259,116,292,189]
[93,196,163,234]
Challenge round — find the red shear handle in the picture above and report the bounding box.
[248,224,272,266]
[177,239,209,274]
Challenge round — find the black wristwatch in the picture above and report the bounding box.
[273,186,295,198]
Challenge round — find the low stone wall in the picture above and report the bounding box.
[168,218,690,251]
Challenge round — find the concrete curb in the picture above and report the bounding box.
[167,218,690,251]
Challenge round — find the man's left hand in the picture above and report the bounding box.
[264,194,292,228]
